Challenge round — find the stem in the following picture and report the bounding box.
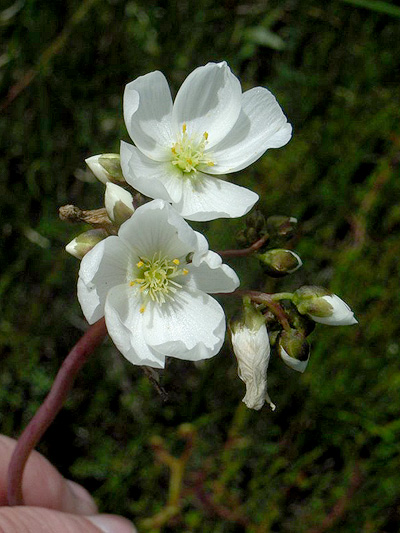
[269,292,294,302]
[229,290,291,332]
[218,234,269,258]
[7,318,107,506]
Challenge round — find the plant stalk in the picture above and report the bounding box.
[7,318,107,506]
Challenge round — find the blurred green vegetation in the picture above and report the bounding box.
[1,0,399,531]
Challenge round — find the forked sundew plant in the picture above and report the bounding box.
[6,61,357,519]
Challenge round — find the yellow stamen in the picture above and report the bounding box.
[183,269,189,275]
[137,260,144,268]
[130,281,135,286]
[170,124,214,174]
[140,305,145,313]
[173,259,180,265]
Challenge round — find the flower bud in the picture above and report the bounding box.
[105,183,135,226]
[280,301,315,336]
[278,329,310,373]
[257,249,302,277]
[85,154,125,184]
[65,229,108,259]
[230,300,275,411]
[267,215,297,240]
[245,210,266,232]
[292,286,358,326]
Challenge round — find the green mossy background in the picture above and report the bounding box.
[1,0,399,531]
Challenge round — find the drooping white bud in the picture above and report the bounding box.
[278,329,310,373]
[230,300,275,411]
[65,229,107,259]
[85,154,125,184]
[104,183,134,226]
[293,286,357,326]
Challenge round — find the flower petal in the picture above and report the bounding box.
[105,284,165,368]
[173,172,259,221]
[143,288,226,361]
[123,71,174,160]
[118,199,198,260]
[120,141,183,203]
[172,62,242,148]
[78,237,130,324]
[186,250,240,293]
[207,87,292,174]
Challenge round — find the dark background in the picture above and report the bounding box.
[1,0,399,531]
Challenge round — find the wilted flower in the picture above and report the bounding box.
[293,286,358,326]
[121,61,292,221]
[230,300,275,410]
[78,199,239,368]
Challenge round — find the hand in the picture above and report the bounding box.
[0,435,136,533]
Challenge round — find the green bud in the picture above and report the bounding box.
[292,286,357,326]
[280,301,315,336]
[235,228,249,247]
[65,229,108,259]
[278,329,310,373]
[292,286,333,317]
[257,249,302,277]
[245,210,266,232]
[267,215,297,240]
[85,154,125,184]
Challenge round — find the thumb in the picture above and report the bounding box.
[0,507,136,533]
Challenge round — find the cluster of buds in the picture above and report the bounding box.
[63,155,136,259]
[230,214,357,411]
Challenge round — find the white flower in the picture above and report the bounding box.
[231,303,275,411]
[78,199,239,368]
[120,61,292,221]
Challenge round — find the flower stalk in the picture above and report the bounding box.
[218,234,269,258]
[7,318,107,506]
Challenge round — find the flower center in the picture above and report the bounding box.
[130,252,189,312]
[171,123,215,174]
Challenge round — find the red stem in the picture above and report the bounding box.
[229,289,291,331]
[218,234,269,258]
[7,318,107,506]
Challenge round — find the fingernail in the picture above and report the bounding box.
[87,514,137,533]
[66,479,98,514]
